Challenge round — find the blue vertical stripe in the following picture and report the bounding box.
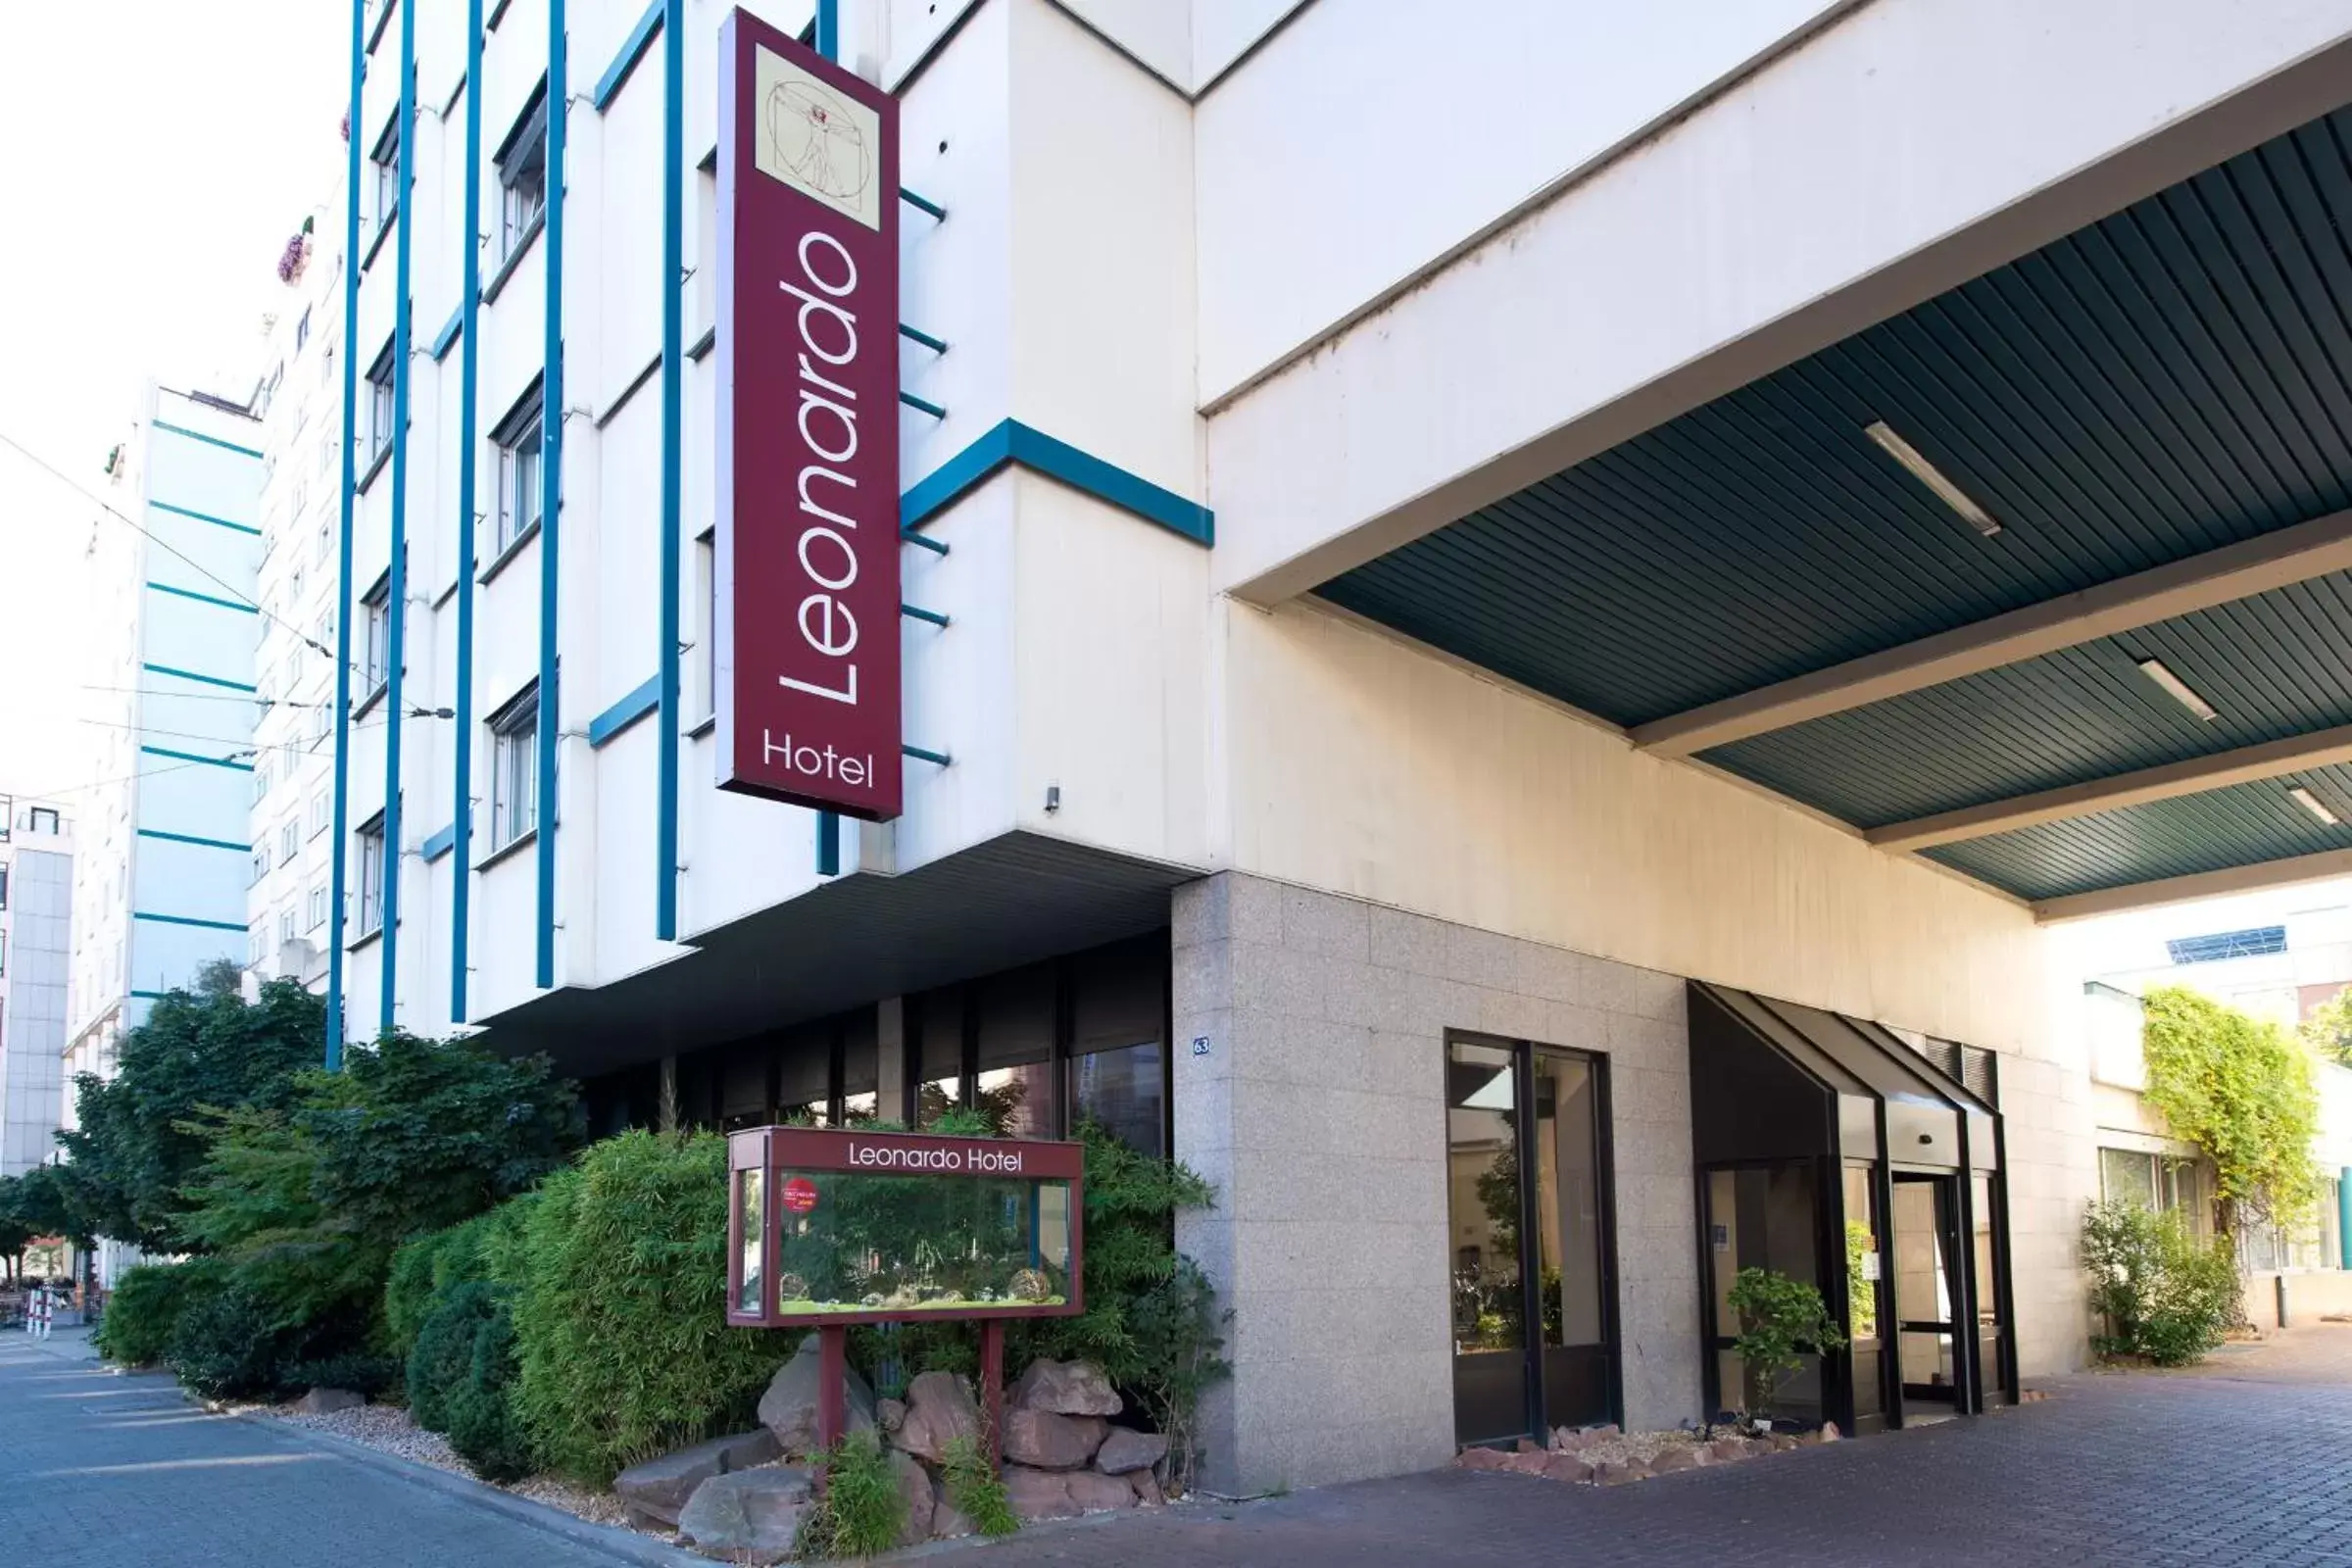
[327,0,365,1070]
[657,0,683,941]
[537,0,566,991]
[453,0,486,1021]
[381,0,418,1038]
[813,0,842,883]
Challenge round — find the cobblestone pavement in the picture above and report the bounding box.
[10,1325,2351,1568]
[2139,1321,2352,1386]
[976,1368,2352,1568]
[0,1332,677,1568]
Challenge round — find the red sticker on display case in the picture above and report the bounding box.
[782,1176,820,1214]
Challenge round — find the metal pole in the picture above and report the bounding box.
[450,0,485,1022]
[536,0,567,990]
[656,0,683,939]
[380,0,418,1037]
[325,0,364,1069]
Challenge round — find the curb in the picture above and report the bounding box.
[229,1407,711,1568]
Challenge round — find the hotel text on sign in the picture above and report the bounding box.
[714,11,903,819]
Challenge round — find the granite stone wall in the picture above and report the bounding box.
[1171,871,1700,1494]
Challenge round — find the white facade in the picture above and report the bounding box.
[68,384,267,1067]
[248,199,350,996]
[319,0,2352,1491]
[0,800,74,1177]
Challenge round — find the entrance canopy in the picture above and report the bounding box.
[1320,106,2352,920]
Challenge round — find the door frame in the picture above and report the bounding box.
[1888,1168,1974,1413]
[1445,1031,1624,1444]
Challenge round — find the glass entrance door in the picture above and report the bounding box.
[1446,1037,1615,1446]
[1891,1173,1962,1410]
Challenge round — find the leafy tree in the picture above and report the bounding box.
[176,1031,581,1336]
[0,1176,35,1282]
[2300,988,2352,1069]
[2141,985,2321,1244]
[56,964,322,1250]
[2082,1200,2239,1364]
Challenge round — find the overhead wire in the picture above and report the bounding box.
[0,426,337,662]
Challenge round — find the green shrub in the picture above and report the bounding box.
[95,1261,220,1367]
[1727,1267,1844,1415]
[170,1278,292,1399]
[409,1280,501,1432]
[386,1202,528,1356]
[940,1435,1017,1538]
[509,1131,778,1483]
[797,1431,905,1559]
[2083,1200,2238,1365]
[445,1299,535,1482]
[282,1352,403,1399]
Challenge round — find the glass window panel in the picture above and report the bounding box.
[737,1169,764,1314]
[771,1171,1075,1313]
[776,1031,830,1122]
[841,1012,879,1123]
[1068,1039,1163,1158]
[1842,1165,1881,1343]
[1971,1174,1998,1328]
[1532,1053,1604,1348]
[1071,939,1161,1055]
[2099,1148,2158,1209]
[977,966,1054,1067]
[916,988,964,1128]
[1446,1039,1526,1444]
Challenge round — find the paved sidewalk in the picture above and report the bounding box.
[968,1370,2352,1568]
[0,1333,686,1568]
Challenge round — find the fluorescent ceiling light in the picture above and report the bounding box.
[2289,786,2341,827]
[1865,420,2002,537]
[2136,658,2219,722]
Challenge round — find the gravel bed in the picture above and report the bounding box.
[274,1400,641,1533]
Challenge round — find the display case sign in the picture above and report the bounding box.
[713,8,903,819]
[727,1126,1086,1328]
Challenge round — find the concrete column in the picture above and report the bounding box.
[876,997,908,1125]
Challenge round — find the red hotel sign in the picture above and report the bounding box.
[715,11,902,819]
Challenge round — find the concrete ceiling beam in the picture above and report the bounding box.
[1631,508,2352,758]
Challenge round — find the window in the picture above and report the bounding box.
[308,882,329,931]
[356,811,387,936]
[361,572,391,696]
[366,339,396,467]
[0,864,9,911]
[26,807,57,835]
[490,385,544,555]
[311,701,333,746]
[277,906,297,948]
[693,530,715,718]
[317,513,333,567]
[252,847,270,886]
[295,308,311,353]
[495,85,549,262]
[370,115,401,232]
[248,922,267,966]
[311,791,331,837]
[278,818,299,866]
[0,928,7,977]
[290,563,305,602]
[2166,926,2286,964]
[488,683,540,851]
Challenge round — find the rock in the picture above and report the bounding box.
[1595,1459,1648,1486]
[1542,1454,1594,1484]
[295,1387,364,1415]
[757,1335,876,1458]
[889,1449,935,1546]
[930,1476,974,1539]
[1065,1470,1139,1513]
[1003,1407,1108,1470]
[877,1397,906,1434]
[893,1370,980,1465]
[1011,1358,1123,1417]
[1582,1423,1621,1440]
[1649,1447,1698,1474]
[1095,1428,1169,1476]
[1820,1421,1841,1443]
[615,1432,779,1528]
[1003,1463,1079,1521]
[677,1468,815,1565]
[1500,1450,1550,1475]
[1455,1446,1513,1471]
[1514,1437,1544,1454]
[1131,1471,1165,1506]
[1707,1439,1749,1463]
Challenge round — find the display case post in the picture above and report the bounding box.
[979,1318,1005,1472]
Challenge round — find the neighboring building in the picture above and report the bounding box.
[67,383,267,1094]
[248,197,349,996]
[323,0,2352,1492]
[0,798,74,1177]
[2078,894,2352,1320]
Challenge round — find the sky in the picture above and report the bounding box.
[0,0,346,804]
